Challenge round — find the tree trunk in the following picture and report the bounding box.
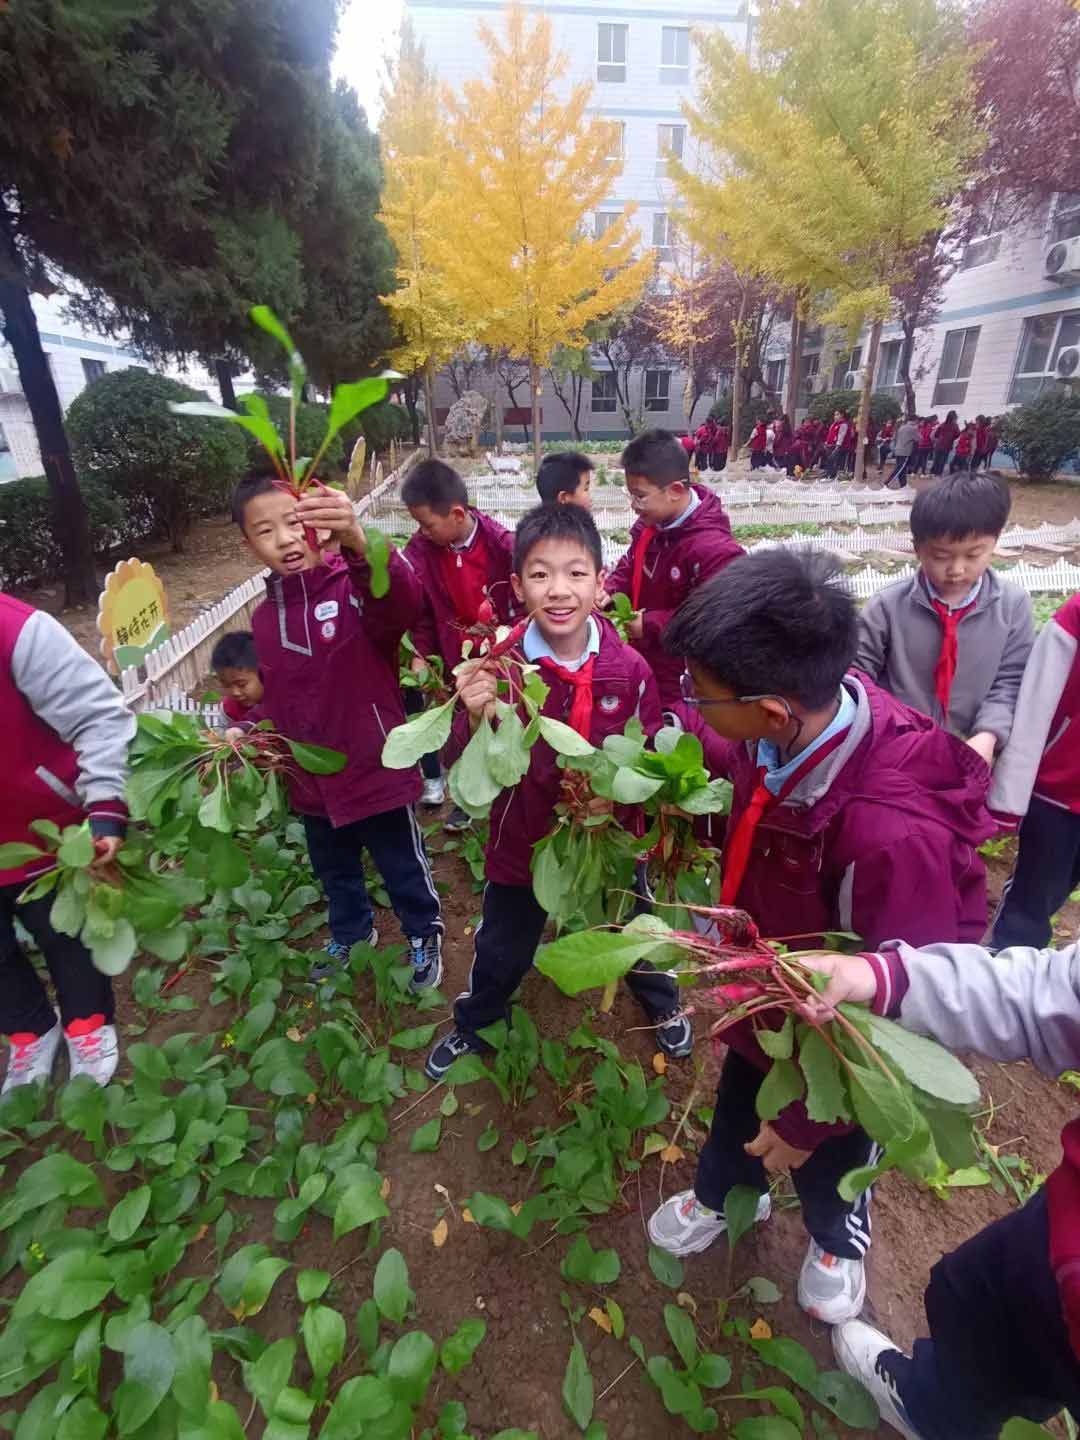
[899,326,917,417]
[402,375,421,444]
[729,285,749,462]
[785,302,802,419]
[571,376,584,440]
[423,358,438,456]
[0,211,96,606]
[854,318,883,485]
[529,358,542,472]
[215,359,239,412]
[492,364,503,453]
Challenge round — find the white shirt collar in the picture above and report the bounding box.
[450,515,479,552]
[756,685,857,796]
[522,615,600,671]
[925,575,982,612]
[661,486,701,531]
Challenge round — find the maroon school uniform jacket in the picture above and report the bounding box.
[471,619,663,888]
[252,549,423,827]
[404,512,518,670]
[687,673,994,1149]
[606,486,744,706]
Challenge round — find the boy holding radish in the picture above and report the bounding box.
[233,474,443,988]
[423,504,690,1079]
[648,547,994,1325]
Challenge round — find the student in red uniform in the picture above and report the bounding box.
[602,429,744,707]
[877,417,895,472]
[951,422,976,473]
[424,505,690,1078]
[822,410,850,478]
[403,460,518,828]
[747,418,769,469]
[772,414,796,474]
[649,548,993,1328]
[931,411,960,475]
[212,632,264,724]
[913,415,935,475]
[973,415,998,471]
[711,420,731,472]
[536,452,594,510]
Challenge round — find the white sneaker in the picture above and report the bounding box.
[798,1239,866,1323]
[648,1188,771,1257]
[65,1016,119,1087]
[421,777,446,806]
[832,1320,924,1438]
[2,1021,62,1094]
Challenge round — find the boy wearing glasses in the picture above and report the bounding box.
[650,548,994,1327]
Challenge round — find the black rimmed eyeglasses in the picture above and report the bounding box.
[678,671,804,752]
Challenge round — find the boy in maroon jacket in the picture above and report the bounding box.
[402,460,518,827]
[235,475,443,987]
[212,631,264,725]
[649,548,993,1326]
[424,505,690,1079]
[602,429,743,708]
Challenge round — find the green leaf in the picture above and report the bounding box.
[487,704,533,789]
[410,1117,442,1153]
[373,1248,412,1324]
[724,1185,763,1254]
[449,716,503,816]
[297,1269,331,1303]
[477,1122,499,1152]
[846,1060,919,1148]
[733,1419,801,1439]
[1001,1422,1057,1439]
[390,1023,439,1051]
[198,781,231,834]
[736,1388,803,1428]
[561,1234,621,1286]
[239,1258,290,1318]
[109,1184,152,1242]
[647,1244,684,1289]
[382,697,457,769]
[285,739,347,775]
[0,841,46,866]
[12,1251,115,1320]
[388,1330,437,1404]
[562,1339,594,1432]
[755,1058,805,1121]
[610,766,664,803]
[664,1303,698,1368]
[320,1377,395,1438]
[798,1025,849,1124]
[364,527,391,599]
[326,375,397,447]
[89,917,138,976]
[744,1275,782,1304]
[605,1298,625,1338]
[302,1304,346,1380]
[536,921,677,996]
[538,716,596,757]
[56,1398,109,1440]
[756,1014,794,1060]
[333,1180,389,1239]
[58,826,95,867]
[811,1369,881,1427]
[862,1011,981,1106]
[172,1314,212,1417]
[242,1338,296,1420]
[511,1139,528,1165]
[441,1053,492,1086]
[440,1318,487,1376]
[693,1352,732,1389]
[749,1336,819,1391]
[249,306,307,414]
[114,1321,176,1435]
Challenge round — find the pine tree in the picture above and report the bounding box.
[429,2,653,468]
[677,0,983,479]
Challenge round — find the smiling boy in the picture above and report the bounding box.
[234,474,443,987]
[857,473,1034,765]
[602,428,743,707]
[424,504,690,1079]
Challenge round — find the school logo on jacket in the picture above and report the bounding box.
[314,601,339,621]
[670,565,682,581]
[320,620,336,641]
[599,694,621,713]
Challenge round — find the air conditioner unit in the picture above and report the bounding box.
[1057,345,1080,379]
[843,370,861,390]
[1044,237,1080,282]
[0,367,22,396]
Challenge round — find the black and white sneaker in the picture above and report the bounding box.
[654,1009,694,1058]
[444,806,472,834]
[309,930,378,983]
[425,1027,491,1080]
[408,931,443,990]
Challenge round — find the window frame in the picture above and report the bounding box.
[659,25,690,82]
[798,352,821,401]
[932,325,981,407]
[0,420,15,481]
[591,370,618,413]
[594,210,620,240]
[877,339,902,389]
[81,357,107,385]
[1052,193,1080,245]
[601,120,625,169]
[765,358,786,395]
[644,368,671,411]
[1009,310,1080,403]
[656,122,686,173]
[597,22,628,82]
[652,210,675,260]
[960,193,1004,270]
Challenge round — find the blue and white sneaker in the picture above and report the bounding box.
[425,1027,492,1080]
[655,1009,694,1058]
[832,1321,924,1439]
[408,931,443,990]
[309,928,378,983]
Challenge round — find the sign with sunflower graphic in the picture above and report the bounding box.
[97,558,171,674]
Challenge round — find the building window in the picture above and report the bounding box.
[597,23,628,82]
[960,194,1003,270]
[798,352,820,401]
[660,25,690,83]
[765,358,786,395]
[81,357,107,384]
[1009,310,1080,403]
[877,339,903,390]
[1052,193,1080,244]
[830,346,863,391]
[0,421,15,481]
[656,123,686,174]
[652,211,675,260]
[601,120,625,169]
[592,371,618,413]
[644,369,670,411]
[932,326,981,407]
[594,211,620,239]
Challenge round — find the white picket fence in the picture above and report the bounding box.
[843,558,1080,600]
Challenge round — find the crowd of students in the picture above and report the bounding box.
[1,430,1078,1437]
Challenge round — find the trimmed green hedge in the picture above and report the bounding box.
[998,389,1080,481]
[806,388,902,428]
[0,475,138,590]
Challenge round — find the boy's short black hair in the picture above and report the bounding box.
[231,472,278,528]
[535,452,594,504]
[620,428,690,488]
[664,549,857,710]
[513,503,603,574]
[910,472,1011,545]
[401,459,469,513]
[211,631,258,673]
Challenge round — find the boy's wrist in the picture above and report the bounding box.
[88,800,129,839]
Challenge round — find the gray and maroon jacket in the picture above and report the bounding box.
[252,549,423,827]
[606,486,744,706]
[466,618,663,888]
[404,511,518,670]
[0,593,134,886]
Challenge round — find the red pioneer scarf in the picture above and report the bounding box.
[930,596,978,720]
[630,526,657,610]
[539,655,596,739]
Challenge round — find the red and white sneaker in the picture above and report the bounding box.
[65,1015,119,1087]
[3,1021,62,1094]
[798,1239,866,1323]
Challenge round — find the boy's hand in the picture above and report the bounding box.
[627,611,644,641]
[745,1122,811,1172]
[796,953,877,1023]
[456,660,498,723]
[295,487,366,555]
[91,836,122,869]
[966,731,996,766]
[596,588,612,610]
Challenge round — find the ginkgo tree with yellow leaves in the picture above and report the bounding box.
[378,22,471,456]
[676,0,985,480]
[429,2,653,468]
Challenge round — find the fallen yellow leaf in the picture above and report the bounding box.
[462,1207,474,1224]
[510,1201,523,1215]
[432,1218,449,1248]
[750,1318,773,1340]
[380,1176,392,1200]
[660,1144,685,1164]
[305,1093,316,1105]
[192,1224,209,1244]
[676,1292,698,1314]
[285,1026,303,1042]
[652,1052,668,1075]
[588,1306,612,1334]
[209,1381,219,1403]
